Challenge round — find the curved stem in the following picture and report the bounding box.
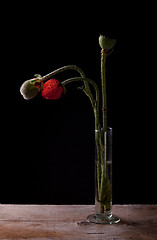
[41,65,95,109]
[62,77,100,130]
[62,77,98,95]
[41,65,86,81]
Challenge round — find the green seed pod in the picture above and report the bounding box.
[20,79,40,100]
[99,35,116,50]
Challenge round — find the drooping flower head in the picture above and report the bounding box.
[41,79,64,100]
[20,77,64,100]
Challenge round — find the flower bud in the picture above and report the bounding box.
[20,79,41,100]
[99,35,116,50]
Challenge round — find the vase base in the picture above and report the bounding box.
[87,214,120,224]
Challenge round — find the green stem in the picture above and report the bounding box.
[98,49,110,213]
[101,50,108,132]
[62,77,100,131]
[62,77,104,212]
[41,65,86,81]
[41,65,95,110]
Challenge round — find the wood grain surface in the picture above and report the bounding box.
[0,204,156,239]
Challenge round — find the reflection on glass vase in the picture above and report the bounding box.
[87,127,120,224]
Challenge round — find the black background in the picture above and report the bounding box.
[2,2,156,204]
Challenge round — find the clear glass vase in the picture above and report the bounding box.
[87,127,120,224]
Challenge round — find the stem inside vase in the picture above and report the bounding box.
[87,127,120,224]
[95,128,112,213]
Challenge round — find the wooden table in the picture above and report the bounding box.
[0,205,156,239]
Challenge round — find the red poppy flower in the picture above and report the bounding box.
[41,79,64,100]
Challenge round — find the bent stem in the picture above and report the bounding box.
[40,65,95,110]
[62,77,103,210]
[62,77,100,131]
[62,76,111,214]
[39,65,111,215]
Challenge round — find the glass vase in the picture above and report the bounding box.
[87,127,120,224]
